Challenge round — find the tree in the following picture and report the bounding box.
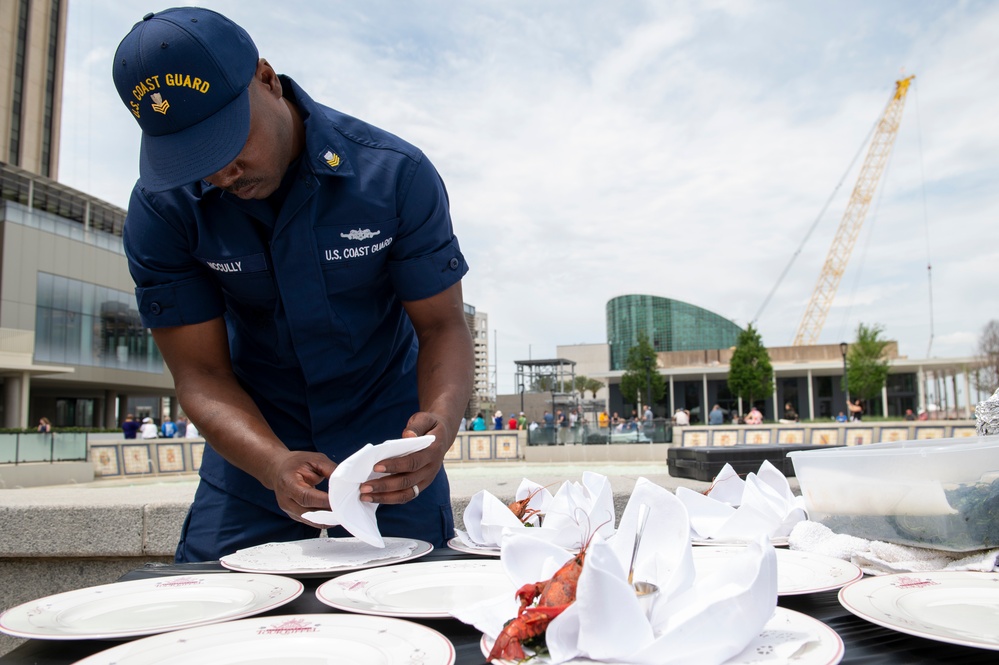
[620,331,666,406]
[845,323,891,402]
[727,324,773,409]
[975,320,999,394]
[531,374,557,392]
[584,377,605,398]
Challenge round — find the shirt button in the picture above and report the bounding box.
[449,258,459,270]
[149,302,162,315]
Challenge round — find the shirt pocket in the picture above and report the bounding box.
[194,252,277,305]
[315,219,400,292]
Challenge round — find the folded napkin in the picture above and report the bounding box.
[456,479,555,548]
[528,471,617,549]
[301,434,434,547]
[676,461,806,543]
[456,477,784,664]
[789,520,999,576]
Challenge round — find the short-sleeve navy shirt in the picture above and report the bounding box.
[124,77,468,507]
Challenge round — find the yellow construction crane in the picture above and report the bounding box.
[792,75,915,346]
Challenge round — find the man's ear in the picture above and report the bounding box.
[255,58,283,98]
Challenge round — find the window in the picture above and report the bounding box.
[34,273,163,372]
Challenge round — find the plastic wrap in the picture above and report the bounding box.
[974,387,999,436]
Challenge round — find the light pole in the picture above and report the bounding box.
[840,342,850,408]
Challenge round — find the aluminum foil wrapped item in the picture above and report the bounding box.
[974,387,999,436]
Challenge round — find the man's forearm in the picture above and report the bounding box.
[414,320,474,441]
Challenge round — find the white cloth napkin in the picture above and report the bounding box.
[455,477,784,664]
[789,520,999,576]
[528,471,617,549]
[676,461,806,542]
[301,434,434,547]
[456,479,555,548]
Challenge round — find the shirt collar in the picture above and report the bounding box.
[279,76,355,181]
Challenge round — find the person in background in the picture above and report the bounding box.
[517,411,527,430]
[903,408,916,421]
[507,413,518,430]
[708,404,724,426]
[493,410,504,430]
[672,408,690,427]
[744,406,763,425]
[835,411,848,423]
[37,417,52,433]
[779,402,799,424]
[175,416,188,438]
[140,417,159,439]
[471,412,487,431]
[847,399,864,422]
[161,416,178,438]
[122,414,140,439]
[598,411,609,430]
[186,419,200,438]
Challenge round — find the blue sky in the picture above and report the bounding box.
[59,1,999,393]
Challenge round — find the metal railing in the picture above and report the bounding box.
[0,432,88,464]
[1,161,126,237]
[526,418,673,445]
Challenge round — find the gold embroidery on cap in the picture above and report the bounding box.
[150,92,170,115]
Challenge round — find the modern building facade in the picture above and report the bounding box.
[0,163,174,429]
[555,340,981,424]
[606,294,743,371]
[1,0,67,179]
[464,303,491,418]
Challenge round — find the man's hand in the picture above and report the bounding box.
[265,450,338,521]
[358,411,451,504]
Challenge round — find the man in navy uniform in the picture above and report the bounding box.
[112,7,473,562]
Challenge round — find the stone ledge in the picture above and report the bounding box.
[0,482,196,558]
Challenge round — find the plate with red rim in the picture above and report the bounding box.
[692,547,863,595]
[0,574,302,640]
[72,614,455,665]
[838,571,999,650]
[316,559,511,618]
[447,536,501,556]
[481,606,843,664]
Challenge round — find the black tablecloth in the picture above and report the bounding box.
[2,548,994,664]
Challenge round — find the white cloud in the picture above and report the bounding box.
[58,1,999,392]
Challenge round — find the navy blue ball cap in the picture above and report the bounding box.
[112,7,259,191]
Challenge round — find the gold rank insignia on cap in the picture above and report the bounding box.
[323,149,341,169]
[150,92,170,115]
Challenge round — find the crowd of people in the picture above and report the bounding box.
[121,414,199,439]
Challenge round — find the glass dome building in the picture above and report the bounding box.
[606,295,744,370]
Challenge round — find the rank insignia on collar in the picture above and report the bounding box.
[323,149,341,170]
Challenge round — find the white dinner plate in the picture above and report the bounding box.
[73,613,455,664]
[692,535,790,547]
[448,536,501,557]
[0,574,302,640]
[219,536,433,575]
[316,559,512,618]
[838,570,999,650]
[482,606,843,664]
[693,547,863,595]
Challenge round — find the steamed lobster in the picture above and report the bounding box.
[507,483,556,524]
[487,527,600,661]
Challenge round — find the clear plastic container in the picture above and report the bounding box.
[788,437,999,551]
